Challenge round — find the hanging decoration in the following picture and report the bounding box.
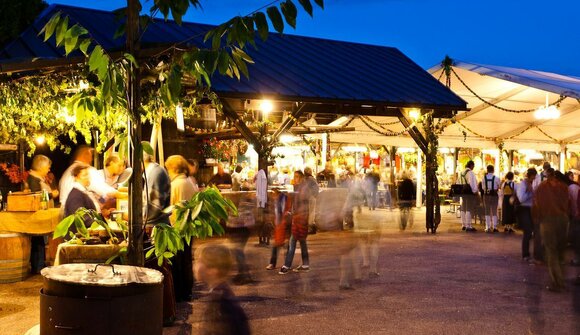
[358,115,415,136]
[439,56,567,113]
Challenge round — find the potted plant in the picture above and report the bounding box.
[53,186,237,266]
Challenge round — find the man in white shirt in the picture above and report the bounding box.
[59,146,118,216]
[97,154,126,188]
[533,161,551,190]
[481,165,501,233]
[460,161,478,232]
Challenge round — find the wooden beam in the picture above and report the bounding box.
[272,103,307,140]
[188,126,356,140]
[221,99,261,149]
[397,110,428,155]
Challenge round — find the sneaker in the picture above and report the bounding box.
[278,266,290,275]
[339,284,355,290]
[293,265,311,273]
[266,264,275,270]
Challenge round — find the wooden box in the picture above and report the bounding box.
[7,192,42,212]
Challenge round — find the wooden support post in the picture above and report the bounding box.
[453,148,459,181]
[126,0,144,266]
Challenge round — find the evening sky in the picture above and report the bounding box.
[45,0,580,77]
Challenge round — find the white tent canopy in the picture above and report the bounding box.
[320,60,580,153]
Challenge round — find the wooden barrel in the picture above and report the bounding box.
[45,236,63,267]
[0,232,31,283]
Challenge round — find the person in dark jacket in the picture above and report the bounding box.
[26,154,59,273]
[398,170,416,230]
[364,165,381,210]
[194,244,251,335]
[63,165,100,238]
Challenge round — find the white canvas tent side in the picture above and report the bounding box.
[321,60,580,153]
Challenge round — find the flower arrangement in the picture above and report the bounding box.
[201,139,247,162]
[0,162,28,184]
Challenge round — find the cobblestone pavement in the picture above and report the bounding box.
[2,207,580,335]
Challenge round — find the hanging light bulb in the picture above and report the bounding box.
[534,93,560,120]
[175,103,184,132]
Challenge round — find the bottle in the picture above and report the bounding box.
[0,192,3,211]
[40,190,48,210]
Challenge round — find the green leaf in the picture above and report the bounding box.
[54,215,75,238]
[281,1,298,29]
[79,38,91,56]
[298,0,314,17]
[124,53,139,68]
[217,51,230,75]
[40,12,62,41]
[253,12,269,41]
[231,53,250,79]
[314,0,324,9]
[96,56,110,81]
[234,48,254,64]
[141,141,154,155]
[113,23,127,39]
[88,45,103,72]
[55,16,70,47]
[266,7,284,33]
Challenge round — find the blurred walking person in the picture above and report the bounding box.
[364,165,381,210]
[279,170,316,274]
[460,161,478,232]
[516,168,536,262]
[397,170,416,230]
[500,172,516,233]
[481,165,500,233]
[533,168,570,292]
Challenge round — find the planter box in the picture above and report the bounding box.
[7,192,41,212]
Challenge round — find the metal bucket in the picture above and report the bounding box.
[40,263,163,335]
[0,231,30,283]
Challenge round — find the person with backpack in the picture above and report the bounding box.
[481,165,501,233]
[460,161,478,232]
[516,168,537,262]
[500,172,516,233]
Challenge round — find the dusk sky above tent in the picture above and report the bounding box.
[46,0,580,77]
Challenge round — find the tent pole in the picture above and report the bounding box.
[416,148,422,208]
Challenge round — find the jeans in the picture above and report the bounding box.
[540,217,568,288]
[30,236,46,274]
[269,243,289,267]
[228,227,250,274]
[517,206,533,258]
[284,235,309,268]
[367,188,378,210]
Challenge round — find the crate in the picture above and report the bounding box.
[6,192,42,212]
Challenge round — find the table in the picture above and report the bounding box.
[315,188,348,231]
[0,208,60,235]
[0,208,62,267]
[54,242,127,265]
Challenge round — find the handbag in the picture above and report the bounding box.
[450,171,472,196]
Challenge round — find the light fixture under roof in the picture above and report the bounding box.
[534,94,560,120]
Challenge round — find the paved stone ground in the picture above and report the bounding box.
[2,207,580,335]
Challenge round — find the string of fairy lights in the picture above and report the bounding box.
[436,57,580,145]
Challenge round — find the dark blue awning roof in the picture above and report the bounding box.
[0,4,466,110]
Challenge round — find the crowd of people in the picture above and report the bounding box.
[15,143,580,334]
[457,160,580,292]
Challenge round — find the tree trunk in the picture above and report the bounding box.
[126,0,144,266]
